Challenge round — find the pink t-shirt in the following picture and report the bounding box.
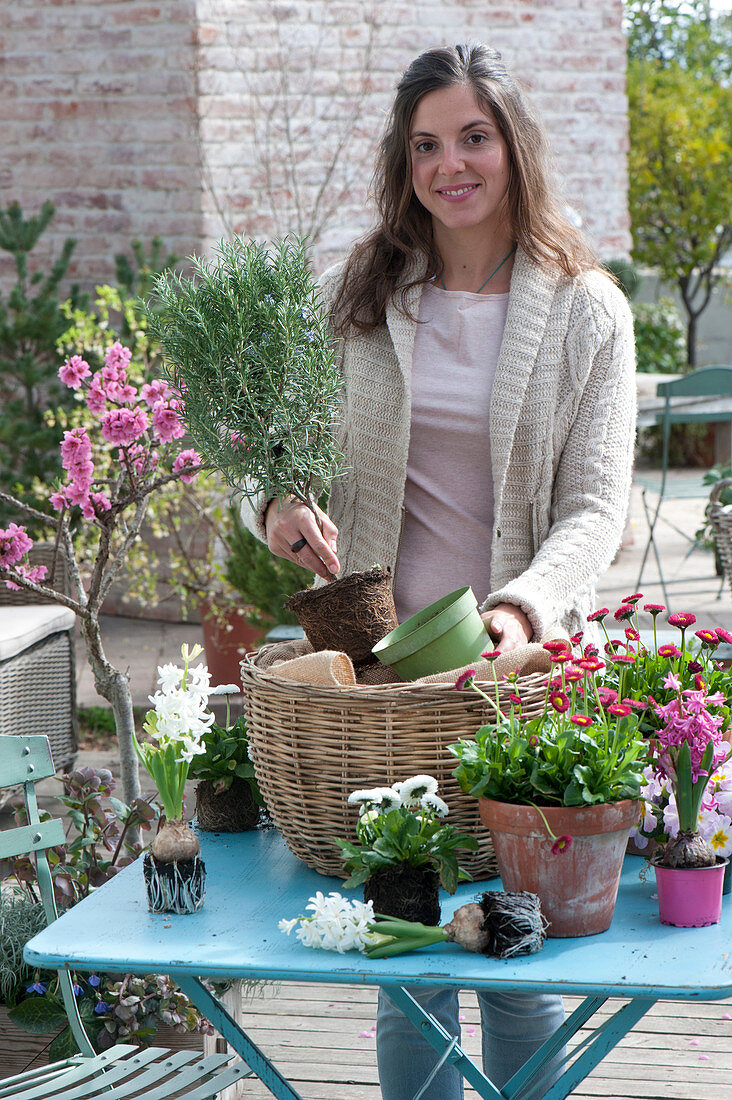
[393,283,509,622]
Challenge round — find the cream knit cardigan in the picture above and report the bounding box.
[243,247,636,640]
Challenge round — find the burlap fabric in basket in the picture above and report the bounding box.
[240,643,554,880]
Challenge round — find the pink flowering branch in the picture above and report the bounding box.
[0,341,204,806]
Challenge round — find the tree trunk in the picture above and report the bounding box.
[687,313,697,368]
[80,618,141,805]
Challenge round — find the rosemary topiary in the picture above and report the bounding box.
[147,236,344,515]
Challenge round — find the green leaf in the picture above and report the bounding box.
[9,995,69,1034]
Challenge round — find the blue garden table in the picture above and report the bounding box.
[24,829,732,1100]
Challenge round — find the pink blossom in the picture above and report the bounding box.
[715,627,732,645]
[85,376,107,414]
[654,689,727,781]
[663,672,682,691]
[91,492,111,512]
[172,448,202,484]
[60,428,91,469]
[49,490,68,511]
[152,401,186,443]
[101,407,149,446]
[66,480,92,508]
[4,563,47,591]
[597,686,618,706]
[104,341,132,372]
[551,835,572,855]
[454,669,476,691]
[0,523,34,567]
[141,380,170,407]
[549,691,569,713]
[587,608,608,622]
[125,443,155,474]
[59,355,91,389]
[667,611,696,630]
[105,379,137,404]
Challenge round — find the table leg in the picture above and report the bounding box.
[175,975,304,1100]
[382,988,656,1100]
[540,997,656,1100]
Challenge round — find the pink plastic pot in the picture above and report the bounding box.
[653,860,728,927]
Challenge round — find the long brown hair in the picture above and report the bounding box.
[331,42,599,335]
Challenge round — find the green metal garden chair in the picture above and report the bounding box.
[635,364,732,604]
[0,734,249,1099]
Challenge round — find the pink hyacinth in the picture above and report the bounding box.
[654,688,727,782]
[0,523,34,568]
[101,407,149,446]
[152,400,186,444]
[172,449,202,484]
[59,354,91,390]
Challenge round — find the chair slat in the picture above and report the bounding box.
[96,1051,235,1100]
[0,735,56,787]
[4,1045,139,1100]
[0,817,66,860]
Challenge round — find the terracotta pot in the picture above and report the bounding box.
[479,798,641,937]
[200,602,265,688]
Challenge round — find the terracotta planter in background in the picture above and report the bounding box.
[479,798,640,938]
[200,603,265,688]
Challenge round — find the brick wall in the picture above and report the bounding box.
[0,0,203,289]
[1,0,630,289]
[196,0,632,273]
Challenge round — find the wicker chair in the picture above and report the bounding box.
[0,544,78,788]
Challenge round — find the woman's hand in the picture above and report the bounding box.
[264,498,340,581]
[481,603,533,653]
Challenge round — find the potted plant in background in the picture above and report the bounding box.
[635,679,731,926]
[336,775,477,925]
[147,235,399,670]
[188,689,267,833]
[1,766,212,1061]
[450,648,650,937]
[134,643,214,914]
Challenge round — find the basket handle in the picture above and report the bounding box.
[710,478,732,506]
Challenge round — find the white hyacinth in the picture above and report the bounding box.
[278,892,384,954]
[146,643,214,763]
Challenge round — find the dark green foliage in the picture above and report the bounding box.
[450,713,648,807]
[187,714,264,801]
[114,237,180,340]
[0,201,87,527]
[604,258,640,300]
[223,504,310,628]
[631,299,687,374]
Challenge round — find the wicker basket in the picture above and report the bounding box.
[709,478,732,597]
[240,653,548,880]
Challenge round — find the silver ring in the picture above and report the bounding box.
[289,537,307,553]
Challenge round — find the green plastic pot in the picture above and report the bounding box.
[371,586,490,681]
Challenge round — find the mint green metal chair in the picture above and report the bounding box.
[0,734,249,1099]
[636,365,732,604]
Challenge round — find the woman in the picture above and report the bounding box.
[250,42,635,1100]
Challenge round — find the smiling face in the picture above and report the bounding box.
[408,83,512,242]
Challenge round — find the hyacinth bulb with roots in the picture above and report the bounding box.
[366,891,547,960]
[134,644,215,913]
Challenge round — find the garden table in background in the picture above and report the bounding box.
[24,829,732,1100]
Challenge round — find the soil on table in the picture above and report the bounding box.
[195,777,261,832]
[364,862,441,925]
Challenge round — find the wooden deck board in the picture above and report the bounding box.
[213,985,732,1100]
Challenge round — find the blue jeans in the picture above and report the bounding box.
[376,986,566,1100]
